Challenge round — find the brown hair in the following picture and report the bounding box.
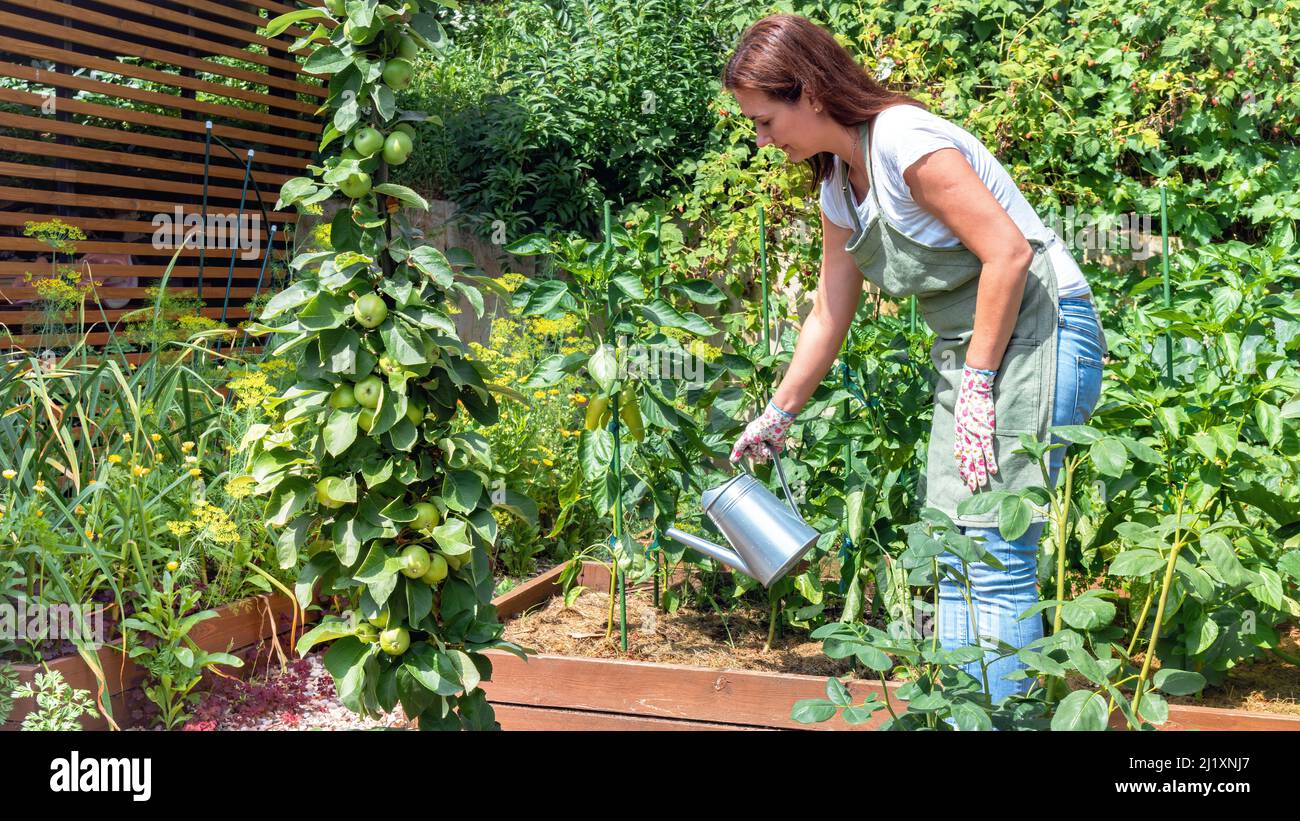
[722,14,927,191]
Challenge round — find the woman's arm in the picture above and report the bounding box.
[904,148,1034,370]
[771,209,864,414]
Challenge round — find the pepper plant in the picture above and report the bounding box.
[249,0,528,730]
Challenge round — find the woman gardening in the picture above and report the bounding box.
[724,14,1107,708]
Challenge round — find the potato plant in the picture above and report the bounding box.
[248,0,528,730]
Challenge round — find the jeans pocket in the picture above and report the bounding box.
[1074,355,1103,423]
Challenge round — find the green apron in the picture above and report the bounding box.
[839,117,1062,528]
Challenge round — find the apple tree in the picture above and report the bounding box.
[245,0,530,730]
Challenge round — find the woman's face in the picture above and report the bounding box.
[731,86,819,162]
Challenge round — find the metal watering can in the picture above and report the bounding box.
[664,454,820,587]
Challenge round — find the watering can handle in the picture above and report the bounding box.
[736,452,806,524]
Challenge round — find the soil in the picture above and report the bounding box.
[1158,623,1300,717]
[501,575,857,678]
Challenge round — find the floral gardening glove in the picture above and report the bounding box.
[730,399,797,464]
[954,365,999,492]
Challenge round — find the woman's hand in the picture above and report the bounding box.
[954,365,999,491]
[730,399,797,464]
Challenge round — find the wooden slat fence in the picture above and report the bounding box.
[0,0,323,357]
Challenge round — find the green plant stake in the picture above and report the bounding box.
[1160,184,1174,387]
[759,204,769,355]
[603,201,628,652]
[652,211,663,609]
[909,295,917,333]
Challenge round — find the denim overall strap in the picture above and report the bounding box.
[838,114,1062,528]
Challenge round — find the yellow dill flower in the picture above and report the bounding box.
[123,433,132,443]
[166,560,179,572]
[167,500,239,546]
[74,504,84,515]
[530,458,539,465]
[149,433,161,443]
[85,527,94,540]
[33,480,46,493]
[131,465,149,478]
[35,510,43,517]
[574,394,587,404]
[548,388,559,395]
[189,468,202,478]
[532,390,546,399]
[184,455,197,464]
[543,459,554,466]
[107,454,122,465]
[181,441,195,452]
[2,469,14,480]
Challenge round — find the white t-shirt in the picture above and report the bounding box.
[819,104,1091,298]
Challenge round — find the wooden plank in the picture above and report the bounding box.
[0,60,320,135]
[486,703,765,731]
[86,0,312,58]
[0,87,318,153]
[0,306,252,324]
[0,135,299,188]
[0,286,262,300]
[0,161,298,209]
[155,0,327,42]
[0,263,281,277]
[5,38,318,115]
[0,211,295,240]
[480,651,888,731]
[2,238,280,258]
[0,187,291,223]
[0,112,310,171]
[13,0,309,76]
[6,1,324,97]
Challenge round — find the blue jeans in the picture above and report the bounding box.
[936,297,1105,707]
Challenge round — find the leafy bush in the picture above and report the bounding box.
[396,0,746,240]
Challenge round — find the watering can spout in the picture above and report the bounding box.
[663,527,753,578]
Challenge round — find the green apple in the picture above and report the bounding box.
[315,477,348,509]
[397,35,420,61]
[328,384,358,409]
[441,550,469,571]
[394,122,417,139]
[344,19,378,45]
[410,501,439,530]
[339,147,378,173]
[353,375,383,409]
[353,292,388,328]
[367,608,390,629]
[382,130,413,165]
[420,553,448,585]
[399,545,432,579]
[353,126,385,157]
[382,58,414,91]
[338,170,371,199]
[358,407,376,432]
[405,396,425,425]
[354,622,379,643]
[379,627,410,656]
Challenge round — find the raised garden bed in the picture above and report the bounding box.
[3,593,316,731]
[477,562,1300,731]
